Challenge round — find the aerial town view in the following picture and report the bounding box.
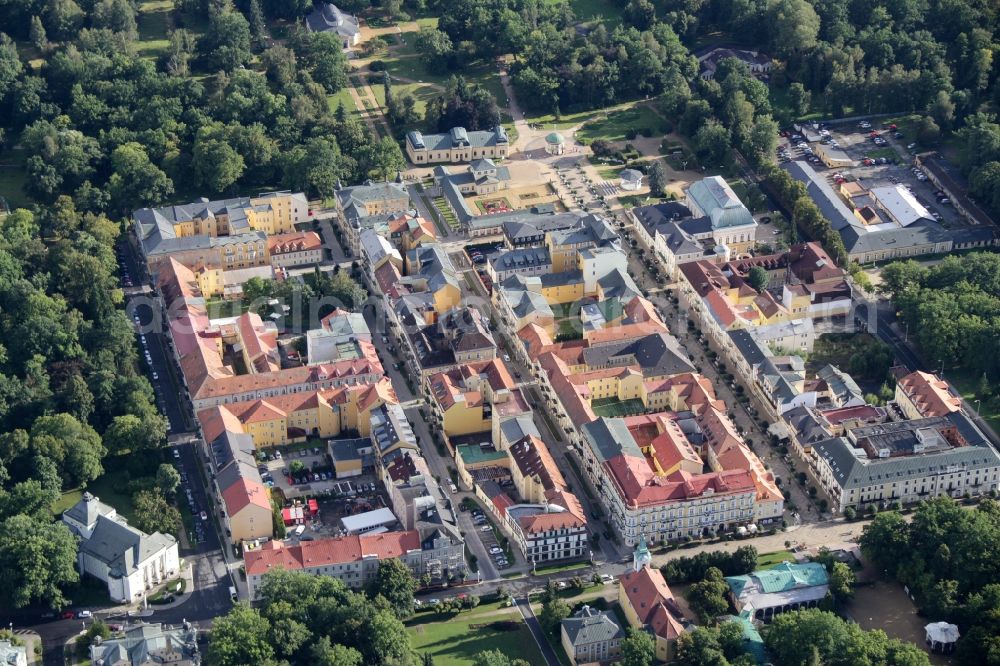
[2,0,1000,665]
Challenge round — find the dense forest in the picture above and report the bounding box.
[0,0,405,207]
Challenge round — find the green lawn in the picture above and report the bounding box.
[948,369,1000,434]
[372,79,441,125]
[547,0,623,26]
[136,0,173,58]
[407,601,546,666]
[53,462,138,522]
[328,86,359,115]
[756,550,796,569]
[592,397,647,418]
[576,105,669,143]
[0,148,29,210]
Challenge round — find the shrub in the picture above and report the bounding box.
[369,60,386,71]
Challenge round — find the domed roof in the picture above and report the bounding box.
[620,169,643,181]
[545,132,565,144]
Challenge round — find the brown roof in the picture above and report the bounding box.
[244,530,421,576]
[897,370,962,417]
[267,231,322,254]
[619,566,683,639]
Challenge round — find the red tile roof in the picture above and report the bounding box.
[267,231,322,254]
[619,566,684,639]
[222,478,271,516]
[897,370,962,417]
[244,530,422,576]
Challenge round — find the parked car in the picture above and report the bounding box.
[479,525,492,532]
[77,610,93,619]
[200,511,208,521]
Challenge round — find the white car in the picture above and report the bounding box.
[479,525,492,532]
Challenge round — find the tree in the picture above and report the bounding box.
[859,506,911,576]
[675,626,728,666]
[102,413,167,454]
[132,490,181,536]
[310,637,363,666]
[620,627,656,666]
[30,413,106,488]
[295,31,349,93]
[362,608,411,665]
[917,116,941,145]
[648,161,668,197]
[539,595,571,635]
[193,137,245,193]
[200,10,252,70]
[371,136,405,181]
[694,120,731,167]
[414,27,453,74]
[625,0,656,30]
[29,15,47,52]
[92,0,137,39]
[155,463,181,498]
[0,516,79,609]
[687,567,730,624]
[107,143,174,213]
[367,557,417,618]
[325,269,367,309]
[769,0,820,57]
[828,562,855,603]
[207,604,275,666]
[45,0,85,42]
[788,82,811,117]
[747,266,769,292]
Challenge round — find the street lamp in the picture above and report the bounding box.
[975,399,982,416]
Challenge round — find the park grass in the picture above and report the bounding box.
[406,601,546,666]
[547,0,623,27]
[52,462,137,522]
[576,105,670,143]
[327,86,358,115]
[947,369,1000,434]
[136,0,173,58]
[592,397,647,418]
[372,80,440,122]
[757,550,796,569]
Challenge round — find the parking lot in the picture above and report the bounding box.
[779,122,968,230]
[261,447,341,500]
[465,504,512,570]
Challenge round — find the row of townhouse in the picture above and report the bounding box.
[719,318,1000,514]
[478,213,784,546]
[132,191,319,278]
[358,209,591,565]
[157,259,386,411]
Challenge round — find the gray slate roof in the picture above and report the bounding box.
[78,516,176,579]
[728,330,769,368]
[581,332,695,378]
[500,414,541,444]
[305,3,360,39]
[813,431,1000,491]
[64,492,115,527]
[582,418,643,463]
[406,126,509,152]
[562,606,625,646]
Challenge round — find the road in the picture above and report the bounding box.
[362,303,502,581]
[515,598,561,666]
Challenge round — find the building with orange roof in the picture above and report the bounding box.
[581,416,765,546]
[221,477,272,544]
[267,230,323,268]
[895,370,962,419]
[426,359,525,438]
[196,377,397,449]
[243,528,464,598]
[618,549,687,662]
[159,259,385,411]
[678,243,851,346]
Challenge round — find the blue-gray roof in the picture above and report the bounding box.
[582,418,642,462]
[561,606,625,646]
[406,126,509,152]
[305,3,360,38]
[728,330,769,367]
